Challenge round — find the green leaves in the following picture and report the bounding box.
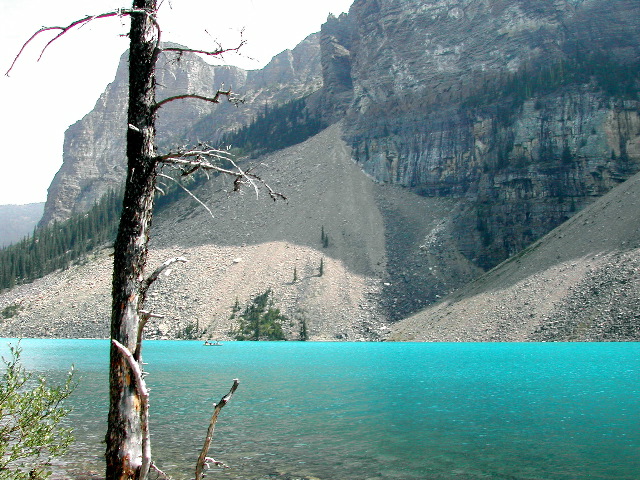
[0,343,75,480]
[231,289,287,341]
[0,304,22,320]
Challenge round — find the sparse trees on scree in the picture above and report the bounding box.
[7,2,284,480]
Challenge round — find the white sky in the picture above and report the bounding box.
[0,0,353,205]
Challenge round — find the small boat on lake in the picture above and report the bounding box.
[204,340,222,346]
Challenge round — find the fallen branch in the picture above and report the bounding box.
[194,379,240,480]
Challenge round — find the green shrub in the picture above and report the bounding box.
[1,304,21,320]
[231,289,287,341]
[180,321,202,340]
[0,343,75,480]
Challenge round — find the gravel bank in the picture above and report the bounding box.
[391,171,640,341]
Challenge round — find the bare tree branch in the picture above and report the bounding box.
[195,379,240,480]
[135,255,187,359]
[111,339,151,480]
[156,148,233,164]
[161,36,247,59]
[143,256,188,293]
[135,310,164,360]
[237,168,287,202]
[153,90,244,112]
[156,152,287,202]
[158,173,215,219]
[140,310,164,320]
[5,9,150,76]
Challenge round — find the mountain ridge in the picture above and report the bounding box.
[2,0,639,340]
[39,34,324,227]
[0,203,44,248]
[390,168,640,341]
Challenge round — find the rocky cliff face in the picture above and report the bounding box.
[315,13,355,123]
[390,168,640,342]
[40,36,322,226]
[34,0,640,331]
[320,0,640,271]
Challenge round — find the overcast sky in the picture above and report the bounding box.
[0,0,353,205]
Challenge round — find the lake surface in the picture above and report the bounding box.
[4,339,639,480]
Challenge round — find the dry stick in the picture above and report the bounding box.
[4,9,148,76]
[111,339,151,480]
[143,256,188,293]
[161,41,246,59]
[153,90,243,112]
[5,8,244,78]
[158,173,215,219]
[226,157,260,199]
[194,379,240,480]
[159,32,246,69]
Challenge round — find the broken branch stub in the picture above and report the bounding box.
[194,379,240,480]
[112,339,151,480]
[143,256,188,293]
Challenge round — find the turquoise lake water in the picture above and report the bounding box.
[4,339,639,480]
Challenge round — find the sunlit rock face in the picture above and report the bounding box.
[43,0,640,275]
[40,35,322,226]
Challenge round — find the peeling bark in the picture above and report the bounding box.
[9,3,257,480]
[106,2,159,480]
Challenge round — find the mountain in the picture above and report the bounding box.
[336,0,640,271]
[390,168,640,341]
[39,36,322,226]
[2,0,639,340]
[0,203,44,247]
[308,0,640,320]
[0,123,432,340]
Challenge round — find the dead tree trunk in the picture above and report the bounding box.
[106,1,159,479]
[8,4,274,480]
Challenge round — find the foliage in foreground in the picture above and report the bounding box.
[0,344,75,480]
[231,289,288,341]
